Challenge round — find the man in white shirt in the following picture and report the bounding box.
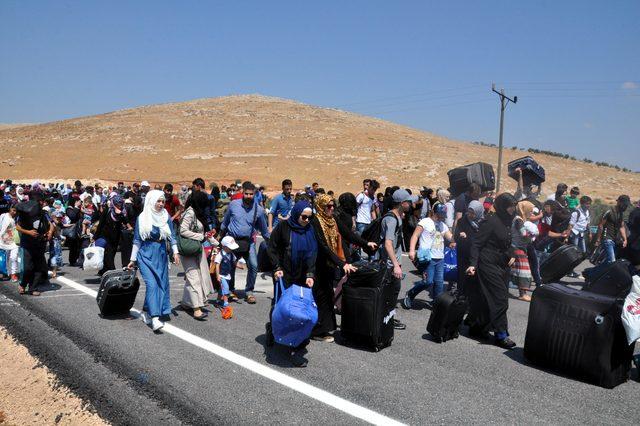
[568,195,591,253]
[355,179,377,234]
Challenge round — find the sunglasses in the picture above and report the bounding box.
[325,204,335,209]
[300,214,312,221]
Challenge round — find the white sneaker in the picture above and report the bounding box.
[151,317,164,332]
[140,312,151,325]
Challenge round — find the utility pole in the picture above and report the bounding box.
[492,83,517,193]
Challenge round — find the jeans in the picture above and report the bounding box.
[603,238,616,263]
[49,239,63,268]
[570,232,587,253]
[220,277,230,296]
[231,241,258,295]
[355,222,369,258]
[407,258,445,301]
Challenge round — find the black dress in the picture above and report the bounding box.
[468,214,514,334]
[94,209,126,274]
[454,215,479,295]
[267,220,316,287]
[310,217,368,337]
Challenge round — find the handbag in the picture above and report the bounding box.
[271,278,318,347]
[177,210,203,257]
[234,204,259,254]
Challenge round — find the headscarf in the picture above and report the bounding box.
[466,200,484,231]
[437,189,450,205]
[314,194,345,261]
[109,194,126,221]
[337,192,357,217]
[52,199,65,213]
[185,190,209,231]
[138,190,171,241]
[287,200,318,271]
[178,185,189,206]
[16,186,25,201]
[494,193,518,226]
[516,201,535,222]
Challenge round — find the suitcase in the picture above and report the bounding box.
[96,269,140,316]
[341,264,395,351]
[0,249,7,276]
[582,260,633,298]
[426,291,468,343]
[257,241,273,272]
[523,284,634,388]
[540,244,584,284]
[508,156,546,186]
[447,162,495,197]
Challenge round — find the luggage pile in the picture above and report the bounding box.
[447,162,495,197]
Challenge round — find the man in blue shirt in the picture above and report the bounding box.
[268,179,293,233]
[220,182,270,304]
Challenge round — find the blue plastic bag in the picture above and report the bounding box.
[443,247,457,282]
[0,249,6,275]
[271,279,318,348]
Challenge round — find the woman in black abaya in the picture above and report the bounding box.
[466,193,517,349]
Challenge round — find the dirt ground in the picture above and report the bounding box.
[0,325,107,426]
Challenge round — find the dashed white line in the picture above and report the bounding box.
[55,275,405,426]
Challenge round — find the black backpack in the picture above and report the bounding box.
[361,212,402,248]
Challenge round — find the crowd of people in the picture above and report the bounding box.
[0,173,639,367]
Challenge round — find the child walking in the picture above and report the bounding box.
[511,201,539,302]
[214,236,244,318]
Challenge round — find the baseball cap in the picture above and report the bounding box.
[392,189,412,203]
[141,180,150,187]
[433,204,446,216]
[221,236,239,250]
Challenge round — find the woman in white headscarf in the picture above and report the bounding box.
[127,190,179,332]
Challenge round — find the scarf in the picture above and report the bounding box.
[314,194,345,261]
[109,194,126,221]
[516,201,534,222]
[138,189,171,241]
[287,201,318,271]
[466,200,484,231]
[494,193,518,226]
[185,191,209,230]
[16,187,24,201]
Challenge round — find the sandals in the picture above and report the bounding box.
[18,286,26,295]
[245,295,256,304]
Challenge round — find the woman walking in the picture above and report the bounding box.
[127,190,179,332]
[466,193,517,349]
[179,191,214,321]
[454,200,484,296]
[94,194,128,275]
[266,200,317,367]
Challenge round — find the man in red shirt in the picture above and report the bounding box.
[163,183,183,224]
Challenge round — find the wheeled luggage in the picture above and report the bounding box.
[508,156,546,186]
[341,263,395,351]
[523,284,634,388]
[271,279,318,348]
[257,240,273,272]
[539,244,583,284]
[96,268,140,316]
[447,162,495,197]
[582,259,633,298]
[426,291,468,343]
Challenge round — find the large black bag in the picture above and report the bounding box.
[523,284,634,388]
[508,156,546,186]
[341,263,394,351]
[447,162,495,197]
[582,260,633,298]
[426,291,468,343]
[539,244,584,284]
[96,268,140,316]
[257,240,273,272]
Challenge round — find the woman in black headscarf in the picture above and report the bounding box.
[455,200,484,296]
[466,193,517,349]
[95,194,128,276]
[335,192,372,262]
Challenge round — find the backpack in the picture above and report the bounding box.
[361,212,402,248]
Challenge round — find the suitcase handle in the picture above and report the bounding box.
[120,267,138,290]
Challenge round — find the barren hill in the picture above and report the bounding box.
[0,94,637,202]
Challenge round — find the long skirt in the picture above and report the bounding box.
[138,240,171,317]
[476,259,510,334]
[510,248,532,290]
[312,264,339,336]
[180,251,214,309]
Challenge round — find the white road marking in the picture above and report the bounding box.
[38,293,87,298]
[55,275,405,426]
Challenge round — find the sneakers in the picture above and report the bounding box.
[312,334,335,343]
[494,337,516,350]
[151,317,164,332]
[140,312,152,325]
[401,294,412,310]
[245,294,256,304]
[393,319,406,330]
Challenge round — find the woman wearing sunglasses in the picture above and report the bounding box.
[265,200,318,367]
[310,194,377,343]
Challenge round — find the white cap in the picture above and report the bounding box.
[141,180,150,187]
[221,236,239,250]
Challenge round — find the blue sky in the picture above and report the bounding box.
[1,1,638,169]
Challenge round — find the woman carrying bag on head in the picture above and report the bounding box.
[127,190,180,332]
[266,200,318,367]
[178,191,214,321]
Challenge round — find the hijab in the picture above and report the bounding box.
[138,190,171,241]
[466,200,484,231]
[109,194,126,221]
[337,192,357,217]
[16,186,25,201]
[516,201,535,222]
[185,190,209,230]
[287,200,318,271]
[314,194,345,261]
[494,193,518,226]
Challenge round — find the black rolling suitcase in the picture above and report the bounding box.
[96,269,140,316]
[447,162,495,197]
[507,156,546,186]
[582,260,633,298]
[539,244,584,284]
[524,284,634,388]
[426,291,468,343]
[341,263,395,351]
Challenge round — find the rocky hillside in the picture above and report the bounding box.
[0,94,637,202]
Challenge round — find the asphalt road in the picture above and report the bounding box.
[0,245,638,425]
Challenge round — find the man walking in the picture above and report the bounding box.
[268,179,294,233]
[220,182,270,304]
[594,195,630,263]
